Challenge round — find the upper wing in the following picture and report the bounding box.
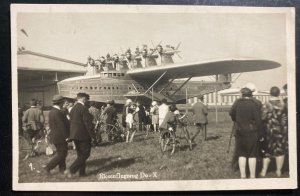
[126,58,281,82]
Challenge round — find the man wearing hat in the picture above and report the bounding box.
[102,100,117,141]
[22,98,45,156]
[65,92,94,177]
[45,95,69,174]
[191,95,208,142]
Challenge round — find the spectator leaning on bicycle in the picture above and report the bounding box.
[160,104,178,133]
[102,100,118,142]
[44,95,69,175]
[22,98,45,156]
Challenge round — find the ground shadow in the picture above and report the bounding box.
[178,143,198,152]
[86,156,120,167]
[96,141,115,147]
[205,135,221,141]
[88,156,143,175]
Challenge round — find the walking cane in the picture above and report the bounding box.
[227,123,235,153]
[204,124,207,141]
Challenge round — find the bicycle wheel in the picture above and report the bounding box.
[19,135,32,160]
[106,124,124,142]
[160,131,176,155]
[182,126,193,150]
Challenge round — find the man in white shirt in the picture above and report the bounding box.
[158,98,169,127]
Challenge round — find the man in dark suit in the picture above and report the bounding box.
[45,95,69,174]
[65,93,94,177]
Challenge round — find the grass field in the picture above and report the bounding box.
[18,111,289,183]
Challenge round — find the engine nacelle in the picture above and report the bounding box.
[216,74,232,83]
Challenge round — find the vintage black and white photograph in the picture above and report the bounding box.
[11,4,296,191]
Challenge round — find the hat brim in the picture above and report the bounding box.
[52,99,65,104]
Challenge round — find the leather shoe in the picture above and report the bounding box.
[64,169,73,178]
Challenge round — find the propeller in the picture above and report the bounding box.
[176,41,181,50]
[148,40,162,56]
[175,42,182,59]
[21,29,28,37]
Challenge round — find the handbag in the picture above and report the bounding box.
[258,137,267,157]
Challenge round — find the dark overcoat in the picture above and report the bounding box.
[48,107,70,144]
[102,105,117,125]
[69,103,94,141]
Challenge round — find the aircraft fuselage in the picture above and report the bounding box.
[58,69,231,105]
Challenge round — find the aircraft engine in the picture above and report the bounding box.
[216,74,232,83]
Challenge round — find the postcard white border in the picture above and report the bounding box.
[11,4,297,191]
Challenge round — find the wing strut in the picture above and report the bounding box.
[170,77,192,97]
[158,78,176,93]
[144,71,167,94]
[131,83,139,93]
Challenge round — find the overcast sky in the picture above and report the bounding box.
[17,11,287,90]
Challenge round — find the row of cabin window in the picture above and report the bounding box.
[71,85,144,91]
[101,73,125,77]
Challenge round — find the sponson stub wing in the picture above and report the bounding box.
[126,58,281,83]
[124,91,174,104]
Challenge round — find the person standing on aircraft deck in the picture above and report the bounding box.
[65,93,94,178]
[141,49,148,68]
[229,87,262,179]
[158,98,169,128]
[123,50,133,70]
[99,56,106,71]
[191,95,208,142]
[102,100,118,142]
[157,45,174,65]
[86,57,95,76]
[145,48,158,66]
[22,99,45,157]
[45,95,69,175]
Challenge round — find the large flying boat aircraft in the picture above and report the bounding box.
[57,43,281,105]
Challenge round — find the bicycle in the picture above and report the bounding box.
[19,123,49,160]
[160,126,177,155]
[159,113,192,156]
[177,114,193,151]
[96,119,125,143]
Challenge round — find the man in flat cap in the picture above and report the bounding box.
[191,95,208,142]
[22,98,45,157]
[45,95,69,175]
[65,92,94,177]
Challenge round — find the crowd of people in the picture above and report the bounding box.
[86,44,176,74]
[21,93,208,177]
[229,83,288,179]
[20,82,289,179]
